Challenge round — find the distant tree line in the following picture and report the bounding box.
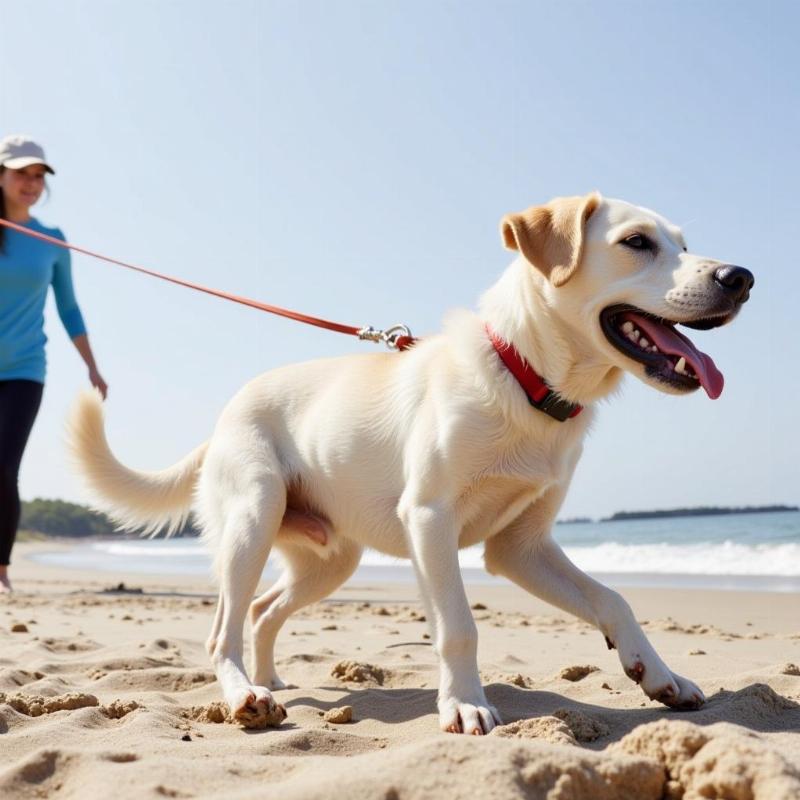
[20,498,199,538]
[603,504,798,522]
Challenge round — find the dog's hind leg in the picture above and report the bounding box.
[204,463,289,728]
[250,537,362,688]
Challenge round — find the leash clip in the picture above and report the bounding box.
[358,323,414,351]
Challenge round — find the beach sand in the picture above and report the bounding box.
[1,541,799,799]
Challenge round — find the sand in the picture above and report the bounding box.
[1,541,799,799]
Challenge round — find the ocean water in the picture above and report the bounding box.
[28,511,800,593]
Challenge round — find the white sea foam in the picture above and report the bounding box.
[89,538,800,577]
[92,541,204,558]
[563,540,800,576]
[314,540,800,577]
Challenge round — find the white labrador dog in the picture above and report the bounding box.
[68,194,753,734]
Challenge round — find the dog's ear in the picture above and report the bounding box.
[500,192,601,287]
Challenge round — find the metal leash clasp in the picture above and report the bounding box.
[357,323,413,351]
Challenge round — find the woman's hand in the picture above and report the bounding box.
[89,367,108,400]
[72,335,108,400]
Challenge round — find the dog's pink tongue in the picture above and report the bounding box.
[622,312,725,399]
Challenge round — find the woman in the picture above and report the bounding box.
[0,134,107,593]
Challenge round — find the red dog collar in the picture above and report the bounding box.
[486,325,582,422]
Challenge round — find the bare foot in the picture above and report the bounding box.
[0,569,12,594]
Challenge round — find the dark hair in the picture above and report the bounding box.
[0,166,50,253]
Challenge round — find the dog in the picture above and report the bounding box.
[68,193,753,734]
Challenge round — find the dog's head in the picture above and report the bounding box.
[501,194,753,399]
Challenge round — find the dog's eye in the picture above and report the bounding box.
[621,233,653,251]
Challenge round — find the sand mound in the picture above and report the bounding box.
[558,664,599,682]
[552,708,610,742]
[492,708,609,745]
[323,705,353,723]
[491,715,578,746]
[184,701,230,724]
[0,691,139,720]
[102,700,140,719]
[614,719,800,800]
[277,736,665,800]
[707,683,799,726]
[331,660,386,685]
[0,691,99,716]
[481,670,536,688]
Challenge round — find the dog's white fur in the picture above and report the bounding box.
[68,194,746,733]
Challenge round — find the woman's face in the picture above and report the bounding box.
[0,164,47,211]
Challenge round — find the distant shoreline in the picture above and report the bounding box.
[556,505,799,524]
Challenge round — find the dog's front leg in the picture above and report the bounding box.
[399,497,502,734]
[485,508,705,710]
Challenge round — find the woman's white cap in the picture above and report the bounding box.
[0,135,55,174]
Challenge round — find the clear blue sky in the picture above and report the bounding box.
[2,1,797,518]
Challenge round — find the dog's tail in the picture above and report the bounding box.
[67,390,208,536]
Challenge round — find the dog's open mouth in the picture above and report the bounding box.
[600,305,732,399]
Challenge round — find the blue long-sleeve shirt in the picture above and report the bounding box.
[0,217,87,383]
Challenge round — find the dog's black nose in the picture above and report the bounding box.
[713,265,754,303]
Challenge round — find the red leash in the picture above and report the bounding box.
[0,217,416,351]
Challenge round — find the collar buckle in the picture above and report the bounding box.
[530,389,581,422]
[485,323,583,422]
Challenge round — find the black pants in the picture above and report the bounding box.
[0,380,44,565]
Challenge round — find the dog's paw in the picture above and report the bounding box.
[439,695,502,735]
[653,671,705,710]
[229,686,287,729]
[622,653,705,710]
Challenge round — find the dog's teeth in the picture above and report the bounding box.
[675,357,686,373]
[628,329,640,342]
[639,337,650,348]
[621,321,634,334]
